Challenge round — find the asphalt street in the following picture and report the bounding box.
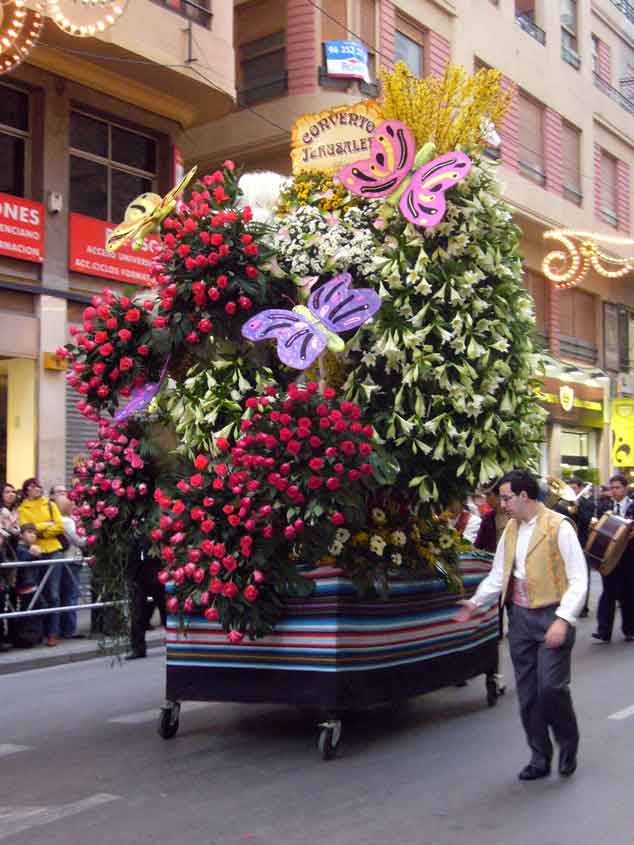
[2,612,634,845]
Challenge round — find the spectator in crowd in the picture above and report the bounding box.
[13,523,45,648]
[0,532,14,652]
[447,498,481,544]
[475,482,508,554]
[596,484,613,518]
[18,478,65,647]
[53,489,86,640]
[1,482,20,558]
[126,530,166,660]
[568,477,595,618]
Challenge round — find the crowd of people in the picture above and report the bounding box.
[0,478,85,652]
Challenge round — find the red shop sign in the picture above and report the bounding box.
[0,192,45,263]
[68,213,159,286]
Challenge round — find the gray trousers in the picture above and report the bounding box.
[507,603,579,767]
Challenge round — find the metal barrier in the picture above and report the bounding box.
[0,557,125,620]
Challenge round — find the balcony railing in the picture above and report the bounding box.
[154,0,212,29]
[593,71,634,115]
[516,13,546,45]
[237,72,288,106]
[561,44,581,69]
[560,335,598,365]
[608,0,634,25]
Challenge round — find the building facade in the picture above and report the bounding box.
[182,0,634,483]
[0,0,234,489]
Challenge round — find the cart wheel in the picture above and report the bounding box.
[317,720,342,761]
[486,677,498,707]
[157,702,180,739]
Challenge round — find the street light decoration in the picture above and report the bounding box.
[0,0,128,75]
[0,1,44,75]
[542,229,634,289]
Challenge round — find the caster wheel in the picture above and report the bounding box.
[317,720,341,760]
[158,703,180,739]
[486,680,498,707]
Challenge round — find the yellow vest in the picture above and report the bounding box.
[501,503,570,608]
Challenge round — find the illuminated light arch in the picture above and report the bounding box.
[542,229,634,289]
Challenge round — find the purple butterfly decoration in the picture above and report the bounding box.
[112,358,169,423]
[337,120,472,228]
[241,273,381,370]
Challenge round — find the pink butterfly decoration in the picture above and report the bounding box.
[337,120,472,228]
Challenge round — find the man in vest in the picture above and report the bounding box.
[592,473,634,643]
[454,469,588,781]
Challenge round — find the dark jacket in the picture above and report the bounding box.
[474,510,498,554]
[16,542,41,592]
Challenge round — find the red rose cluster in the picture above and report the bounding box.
[149,162,282,347]
[69,421,154,559]
[59,289,163,420]
[152,382,376,640]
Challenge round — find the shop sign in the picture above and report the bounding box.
[0,192,45,263]
[324,40,371,84]
[611,399,634,466]
[68,213,158,286]
[291,101,382,175]
[559,384,574,412]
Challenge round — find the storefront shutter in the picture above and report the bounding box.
[65,382,98,485]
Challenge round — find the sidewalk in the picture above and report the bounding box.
[0,629,165,675]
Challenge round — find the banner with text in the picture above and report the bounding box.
[0,192,45,263]
[69,213,158,286]
[325,40,371,84]
[291,101,382,175]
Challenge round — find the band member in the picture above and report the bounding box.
[592,474,634,643]
[454,470,587,781]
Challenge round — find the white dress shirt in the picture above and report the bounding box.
[470,512,588,625]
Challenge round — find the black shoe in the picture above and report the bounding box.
[0,642,12,652]
[579,608,589,618]
[591,633,610,643]
[559,751,577,777]
[518,763,551,781]
[625,636,634,642]
[124,651,146,660]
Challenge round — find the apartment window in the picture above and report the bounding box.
[600,150,618,227]
[619,40,634,104]
[0,83,29,198]
[321,0,347,41]
[394,13,424,77]
[560,0,577,48]
[561,121,582,205]
[515,0,546,44]
[359,0,376,79]
[518,92,545,185]
[69,111,157,222]
[523,269,549,339]
[559,288,598,362]
[592,35,599,74]
[236,0,286,105]
[155,0,211,28]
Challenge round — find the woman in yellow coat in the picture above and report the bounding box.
[18,477,65,646]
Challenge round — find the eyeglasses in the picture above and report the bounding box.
[499,494,517,503]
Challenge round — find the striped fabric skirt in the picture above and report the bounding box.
[165,552,498,710]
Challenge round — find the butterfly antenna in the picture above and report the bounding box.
[281,294,297,308]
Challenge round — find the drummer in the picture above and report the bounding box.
[592,474,634,643]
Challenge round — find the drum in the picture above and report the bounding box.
[584,513,631,576]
